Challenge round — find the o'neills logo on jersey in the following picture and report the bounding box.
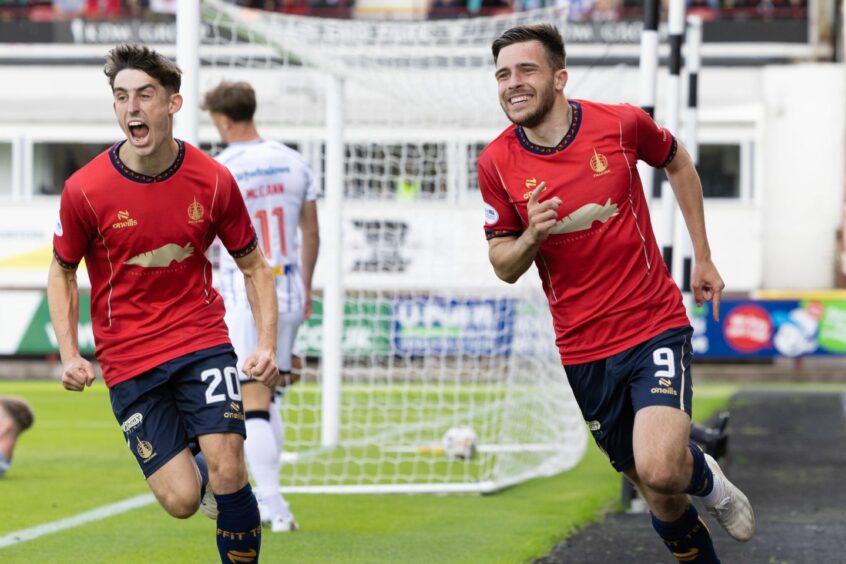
[188,197,205,224]
[112,210,138,229]
[590,148,610,177]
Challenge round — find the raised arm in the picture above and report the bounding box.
[47,258,96,391]
[664,142,725,321]
[234,248,280,387]
[298,200,319,319]
[488,182,561,284]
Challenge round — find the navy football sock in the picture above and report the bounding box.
[214,483,262,564]
[652,504,720,563]
[685,442,714,497]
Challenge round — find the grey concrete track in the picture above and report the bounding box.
[536,391,846,564]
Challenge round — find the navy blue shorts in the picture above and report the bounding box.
[564,326,694,472]
[109,344,246,478]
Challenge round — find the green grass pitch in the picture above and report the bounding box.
[0,380,733,563]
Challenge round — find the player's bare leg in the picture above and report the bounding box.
[199,432,262,563]
[634,405,755,542]
[633,406,694,502]
[629,406,720,562]
[146,448,204,518]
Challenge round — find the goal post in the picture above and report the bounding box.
[199,0,586,494]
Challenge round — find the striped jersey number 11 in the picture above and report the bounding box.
[254,207,287,258]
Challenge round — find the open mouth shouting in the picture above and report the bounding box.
[127,119,150,144]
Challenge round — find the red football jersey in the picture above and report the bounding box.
[478,100,689,364]
[53,140,258,387]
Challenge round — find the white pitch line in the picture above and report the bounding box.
[0,493,155,549]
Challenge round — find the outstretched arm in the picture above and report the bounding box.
[234,248,280,388]
[488,182,561,284]
[298,200,319,319]
[47,258,96,391]
[664,142,725,321]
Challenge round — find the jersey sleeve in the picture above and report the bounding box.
[53,182,93,269]
[630,104,678,169]
[215,167,259,259]
[303,163,317,203]
[477,153,523,240]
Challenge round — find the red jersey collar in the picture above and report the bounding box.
[515,101,582,155]
[109,139,186,183]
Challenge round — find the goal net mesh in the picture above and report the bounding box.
[202,0,586,493]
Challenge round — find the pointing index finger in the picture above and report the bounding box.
[527,182,546,206]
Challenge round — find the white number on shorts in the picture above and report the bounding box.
[223,366,242,401]
[653,347,676,378]
[201,367,242,404]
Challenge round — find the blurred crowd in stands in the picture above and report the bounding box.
[0,0,809,22]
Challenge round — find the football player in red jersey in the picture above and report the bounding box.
[47,44,276,564]
[479,25,755,562]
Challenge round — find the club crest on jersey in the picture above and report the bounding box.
[590,147,610,177]
[112,209,138,230]
[187,196,205,224]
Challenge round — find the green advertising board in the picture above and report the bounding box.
[295,296,392,357]
[17,293,95,355]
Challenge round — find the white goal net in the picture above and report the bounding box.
[201,0,586,494]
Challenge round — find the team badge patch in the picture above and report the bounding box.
[483,203,499,225]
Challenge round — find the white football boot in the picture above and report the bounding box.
[704,454,756,542]
[199,484,219,520]
[196,464,218,520]
[270,513,299,533]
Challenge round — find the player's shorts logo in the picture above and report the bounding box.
[225,401,245,421]
[135,437,157,462]
[121,412,143,433]
[590,147,610,177]
[188,196,205,224]
[651,378,679,396]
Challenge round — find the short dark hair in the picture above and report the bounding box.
[0,396,34,433]
[104,44,182,92]
[492,24,566,71]
[202,81,257,123]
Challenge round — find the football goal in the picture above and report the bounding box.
[198,0,586,493]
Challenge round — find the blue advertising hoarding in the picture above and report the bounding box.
[392,297,516,356]
[692,298,846,358]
